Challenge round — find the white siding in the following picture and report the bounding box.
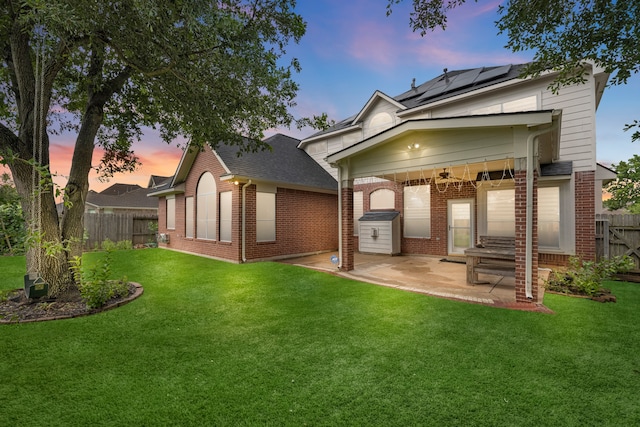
[541,79,597,172]
[358,219,401,254]
[302,68,600,179]
[362,99,399,139]
[348,127,516,178]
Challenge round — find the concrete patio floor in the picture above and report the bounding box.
[281,252,551,311]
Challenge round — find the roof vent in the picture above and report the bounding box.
[443,68,450,84]
[411,78,416,90]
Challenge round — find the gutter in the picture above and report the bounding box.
[337,166,342,269]
[241,180,252,263]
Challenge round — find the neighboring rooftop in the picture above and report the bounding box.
[99,183,143,196]
[148,175,172,189]
[87,187,159,209]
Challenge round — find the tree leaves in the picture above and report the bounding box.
[386,1,640,88]
[604,154,640,213]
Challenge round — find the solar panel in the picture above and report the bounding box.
[416,78,450,102]
[442,68,482,93]
[474,65,512,85]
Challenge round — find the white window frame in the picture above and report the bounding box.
[185,196,194,238]
[370,188,395,210]
[166,196,175,230]
[196,172,217,240]
[256,192,276,242]
[486,188,515,237]
[403,185,431,238]
[477,179,571,252]
[219,191,232,242]
[353,191,363,236]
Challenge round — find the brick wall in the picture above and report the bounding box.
[354,180,477,257]
[575,170,596,261]
[157,146,337,262]
[340,187,355,270]
[404,181,477,256]
[244,186,338,261]
[514,170,539,303]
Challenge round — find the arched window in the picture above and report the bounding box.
[196,172,216,240]
[365,112,394,138]
[370,188,395,210]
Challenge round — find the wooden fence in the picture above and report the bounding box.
[84,213,158,249]
[596,213,640,270]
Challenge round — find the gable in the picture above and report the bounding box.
[359,97,402,140]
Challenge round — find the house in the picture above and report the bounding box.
[595,163,617,214]
[298,62,608,304]
[148,133,338,263]
[85,186,159,215]
[148,175,172,189]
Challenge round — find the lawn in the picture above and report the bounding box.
[1,249,639,426]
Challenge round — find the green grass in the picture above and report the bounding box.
[1,249,639,426]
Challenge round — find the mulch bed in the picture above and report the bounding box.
[0,282,143,324]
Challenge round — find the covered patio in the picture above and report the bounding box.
[326,110,562,305]
[282,252,551,311]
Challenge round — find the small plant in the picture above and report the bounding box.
[69,251,130,309]
[101,238,116,251]
[0,289,11,303]
[116,240,133,250]
[147,221,158,247]
[545,255,634,296]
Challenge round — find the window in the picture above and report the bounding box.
[185,197,194,238]
[370,188,395,210]
[484,186,562,248]
[196,172,216,240]
[256,192,276,242]
[486,189,515,237]
[538,187,560,248]
[166,196,175,230]
[219,191,232,242]
[404,185,431,238]
[366,112,393,138]
[353,191,363,236]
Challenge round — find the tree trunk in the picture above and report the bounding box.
[10,154,73,297]
[8,103,105,298]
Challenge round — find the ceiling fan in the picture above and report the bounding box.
[437,167,461,183]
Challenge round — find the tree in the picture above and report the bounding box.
[0,173,25,255]
[0,0,305,297]
[604,155,640,213]
[386,1,640,90]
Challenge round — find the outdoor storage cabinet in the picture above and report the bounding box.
[358,211,401,255]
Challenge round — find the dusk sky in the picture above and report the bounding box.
[36,1,640,192]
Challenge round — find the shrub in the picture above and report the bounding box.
[101,238,116,251]
[0,202,26,255]
[70,251,130,309]
[546,255,634,296]
[116,240,133,250]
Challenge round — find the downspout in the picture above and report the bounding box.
[525,120,558,298]
[337,164,343,269]
[241,180,252,263]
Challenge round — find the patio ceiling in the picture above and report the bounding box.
[327,111,561,183]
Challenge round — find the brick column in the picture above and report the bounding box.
[575,171,596,261]
[340,186,355,271]
[514,170,539,303]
